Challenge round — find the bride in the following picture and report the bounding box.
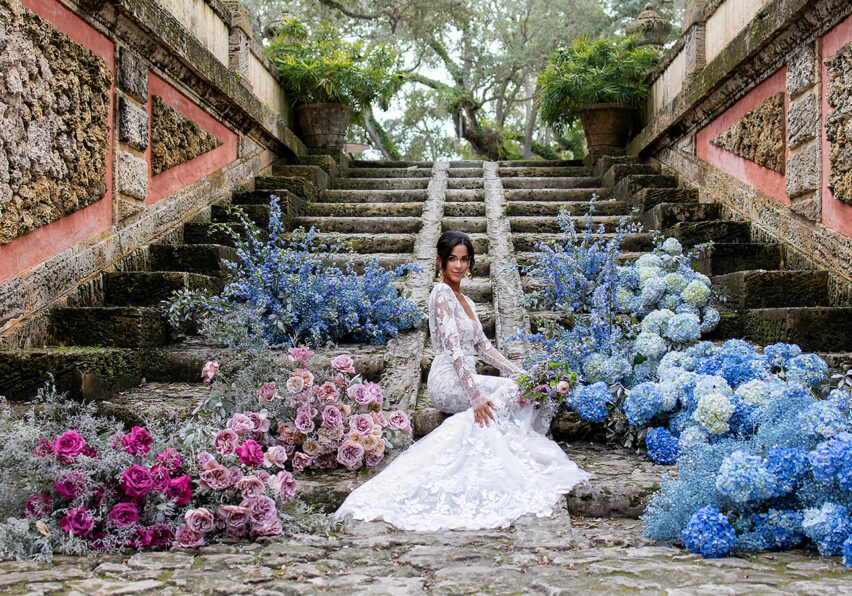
[335,231,589,531]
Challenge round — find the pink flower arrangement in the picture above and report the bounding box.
[109,502,140,527]
[201,360,219,383]
[257,382,277,403]
[288,346,315,363]
[122,426,153,456]
[59,506,94,537]
[54,430,87,462]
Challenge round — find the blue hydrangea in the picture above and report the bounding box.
[676,303,701,317]
[802,503,852,556]
[681,279,711,307]
[752,509,805,550]
[828,389,852,415]
[735,379,771,408]
[809,432,852,487]
[641,309,674,335]
[646,427,680,464]
[843,535,852,567]
[798,401,849,439]
[681,506,738,558]
[615,287,634,312]
[694,375,733,400]
[787,354,829,387]
[763,343,803,369]
[657,351,685,375]
[618,265,641,291]
[636,253,664,269]
[571,382,613,423]
[624,382,665,427]
[659,292,684,311]
[658,379,680,411]
[634,331,667,360]
[683,342,720,371]
[715,450,777,503]
[676,371,701,410]
[765,446,809,495]
[662,237,682,256]
[679,425,709,451]
[699,306,720,334]
[640,277,667,307]
[582,352,607,381]
[728,396,760,436]
[664,313,702,344]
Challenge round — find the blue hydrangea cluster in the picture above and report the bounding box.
[645,427,679,464]
[799,401,849,439]
[765,446,809,495]
[681,506,738,558]
[802,503,852,556]
[715,451,777,503]
[752,509,805,550]
[570,382,613,423]
[809,432,852,489]
[624,383,665,427]
[787,354,829,387]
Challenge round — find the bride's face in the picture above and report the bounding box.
[440,244,471,284]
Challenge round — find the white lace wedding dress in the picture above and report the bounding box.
[334,282,589,531]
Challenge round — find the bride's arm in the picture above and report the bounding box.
[473,325,523,375]
[432,287,490,409]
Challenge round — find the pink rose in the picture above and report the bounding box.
[197,451,219,470]
[25,493,53,518]
[337,403,352,417]
[294,410,315,434]
[293,368,314,388]
[109,502,140,527]
[235,440,264,466]
[314,451,338,470]
[121,465,153,498]
[263,445,288,468]
[288,346,315,363]
[122,426,153,456]
[349,414,375,437]
[246,410,271,433]
[347,384,372,407]
[286,376,305,393]
[365,450,385,468]
[252,518,283,536]
[199,465,234,490]
[167,475,193,505]
[149,524,173,547]
[371,411,389,428]
[291,452,312,473]
[59,506,94,537]
[316,381,340,404]
[364,382,383,407]
[268,471,298,502]
[331,355,356,374]
[54,471,88,500]
[184,508,215,534]
[556,380,571,395]
[215,429,239,457]
[257,382,277,403]
[302,438,321,457]
[246,495,277,526]
[321,405,343,430]
[32,438,54,457]
[174,524,204,548]
[149,465,171,492]
[236,475,265,500]
[277,422,298,445]
[201,361,219,383]
[229,466,244,485]
[155,448,183,474]
[54,430,86,462]
[128,526,153,548]
[219,504,250,536]
[226,414,254,435]
[388,411,412,435]
[255,469,270,483]
[332,373,347,388]
[336,441,365,471]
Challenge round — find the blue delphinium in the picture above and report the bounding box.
[787,354,829,387]
[715,450,777,503]
[681,506,738,558]
[844,536,852,567]
[646,427,679,464]
[624,382,665,426]
[765,446,809,496]
[570,382,613,423]
[801,502,852,556]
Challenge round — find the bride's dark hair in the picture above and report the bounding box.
[436,230,475,276]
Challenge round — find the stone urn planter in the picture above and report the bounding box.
[295,103,353,148]
[577,103,636,148]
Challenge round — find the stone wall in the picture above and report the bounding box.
[151,95,223,174]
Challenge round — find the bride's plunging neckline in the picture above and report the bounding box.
[441,282,477,323]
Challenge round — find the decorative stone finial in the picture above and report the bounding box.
[625,4,672,50]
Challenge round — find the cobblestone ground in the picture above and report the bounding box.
[3,509,849,595]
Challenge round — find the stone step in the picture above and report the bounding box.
[183,222,257,246]
[740,307,852,352]
[253,177,320,201]
[499,166,592,177]
[497,159,584,167]
[516,251,644,271]
[293,153,339,179]
[501,176,600,190]
[629,187,698,210]
[147,244,237,277]
[512,232,653,253]
[666,220,751,245]
[443,202,486,217]
[335,178,430,191]
[447,167,483,178]
[212,203,269,226]
[320,189,428,203]
[613,174,678,202]
[640,203,721,231]
[510,215,630,234]
[229,189,287,205]
[330,233,417,254]
[445,189,485,202]
[350,159,432,168]
[306,202,424,217]
[448,160,486,168]
[505,200,629,217]
[268,164,329,188]
[712,270,830,309]
[458,277,492,302]
[446,178,484,190]
[327,252,421,274]
[50,307,169,347]
[503,188,611,202]
[442,217,487,234]
[600,163,658,188]
[103,271,223,307]
[693,242,784,276]
[292,216,422,234]
[345,167,431,178]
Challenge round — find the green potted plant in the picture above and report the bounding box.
[267,19,404,148]
[537,36,660,149]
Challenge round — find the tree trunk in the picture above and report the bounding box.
[361,106,399,160]
[522,89,538,160]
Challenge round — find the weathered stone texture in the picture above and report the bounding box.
[787,42,818,98]
[790,194,822,222]
[825,42,852,205]
[710,92,786,174]
[787,92,819,149]
[0,1,112,245]
[786,142,820,199]
[116,149,148,200]
[151,95,222,175]
[117,95,149,151]
[117,47,148,103]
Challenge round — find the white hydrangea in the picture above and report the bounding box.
[735,379,771,407]
[662,237,683,256]
[663,273,689,294]
[641,309,675,335]
[634,331,667,360]
[638,265,664,283]
[694,272,712,286]
[699,306,721,333]
[679,425,709,450]
[615,287,634,311]
[636,254,664,269]
[681,279,711,306]
[693,393,736,434]
[658,352,686,377]
[640,278,667,306]
[659,292,683,311]
[694,374,733,400]
[658,380,679,411]
[582,352,607,381]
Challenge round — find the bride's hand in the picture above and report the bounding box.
[473,401,497,427]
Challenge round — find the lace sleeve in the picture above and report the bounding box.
[431,286,489,409]
[471,305,522,375]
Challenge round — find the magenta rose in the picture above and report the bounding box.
[321,405,343,430]
[252,518,283,536]
[294,410,315,434]
[365,450,385,468]
[167,475,193,505]
[346,384,372,407]
[349,414,375,437]
[235,475,265,500]
[25,493,53,518]
[122,426,153,456]
[257,382,277,404]
[54,430,86,462]
[109,502,140,527]
[81,445,98,458]
[214,429,239,457]
[235,440,264,466]
[388,411,412,435]
[59,506,94,537]
[174,524,204,548]
[268,471,298,502]
[155,448,183,474]
[336,441,365,471]
[291,452,312,473]
[201,361,219,383]
[331,354,356,374]
[127,526,153,548]
[199,465,233,490]
[54,471,88,500]
[149,465,171,492]
[149,524,174,547]
[121,465,153,498]
[184,508,215,534]
[263,445,288,468]
[226,413,254,435]
[32,438,54,458]
[288,346,315,363]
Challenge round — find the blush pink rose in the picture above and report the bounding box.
[365,450,385,468]
[293,368,314,388]
[219,504,250,536]
[331,355,356,374]
[277,422,298,445]
[236,475,265,500]
[336,441,365,471]
[167,475,193,505]
[252,518,283,536]
[286,375,305,393]
[54,430,86,462]
[201,361,219,383]
[291,452,312,473]
[332,372,347,388]
[288,346,315,363]
[257,382,277,403]
[246,495,277,526]
[346,384,372,407]
[321,405,343,430]
[229,466,244,485]
[174,524,204,548]
[316,381,340,404]
[371,411,389,428]
[122,426,153,456]
[255,469,270,483]
[349,414,375,437]
[226,414,254,435]
[235,439,264,466]
[215,429,239,457]
[197,451,219,471]
[314,451,338,470]
[388,411,412,435]
[263,445,288,468]
[268,471,298,502]
[364,382,383,406]
[184,508,215,534]
[302,438,321,457]
[155,448,183,474]
[109,502,140,527]
[121,465,153,498]
[294,410,315,434]
[246,410,271,433]
[556,380,571,395]
[59,506,94,537]
[200,466,234,490]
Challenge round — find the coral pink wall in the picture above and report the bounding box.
[696,68,788,204]
[0,0,114,284]
[146,73,238,206]
[821,13,852,238]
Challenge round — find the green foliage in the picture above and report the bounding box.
[538,35,660,128]
[266,18,405,109]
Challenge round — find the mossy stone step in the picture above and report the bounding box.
[712,270,830,309]
[327,252,426,275]
[103,271,223,307]
[693,242,784,276]
[666,220,751,245]
[346,167,432,179]
[229,189,298,206]
[183,222,263,246]
[147,244,237,277]
[335,178,431,191]
[505,200,628,217]
[501,176,601,190]
[503,188,610,202]
[254,176,320,201]
[292,216,422,234]
[268,164,329,188]
[509,215,629,234]
[600,163,658,187]
[306,202,424,217]
[497,159,584,167]
[350,159,433,168]
[629,187,698,210]
[320,189,428,203]
[442,217,487,234]
[446,178,484,190]
[50,307,169,348]
[613,174,678,202]
[444,202,486,217]
[332,233,417,254]
[445,189,485,202]
[512,232,653,253]
[212,203,269,227]
[741,307,852,352]
[640,202,722,231]
[458,278,492,302]
[447,167,484,178]
[515,251,644,271]
[499,166,592,178]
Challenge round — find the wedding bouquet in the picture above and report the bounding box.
[514,360,578,407]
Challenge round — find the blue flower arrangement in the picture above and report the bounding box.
[680,506,737,558]
[645,427,679,464]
